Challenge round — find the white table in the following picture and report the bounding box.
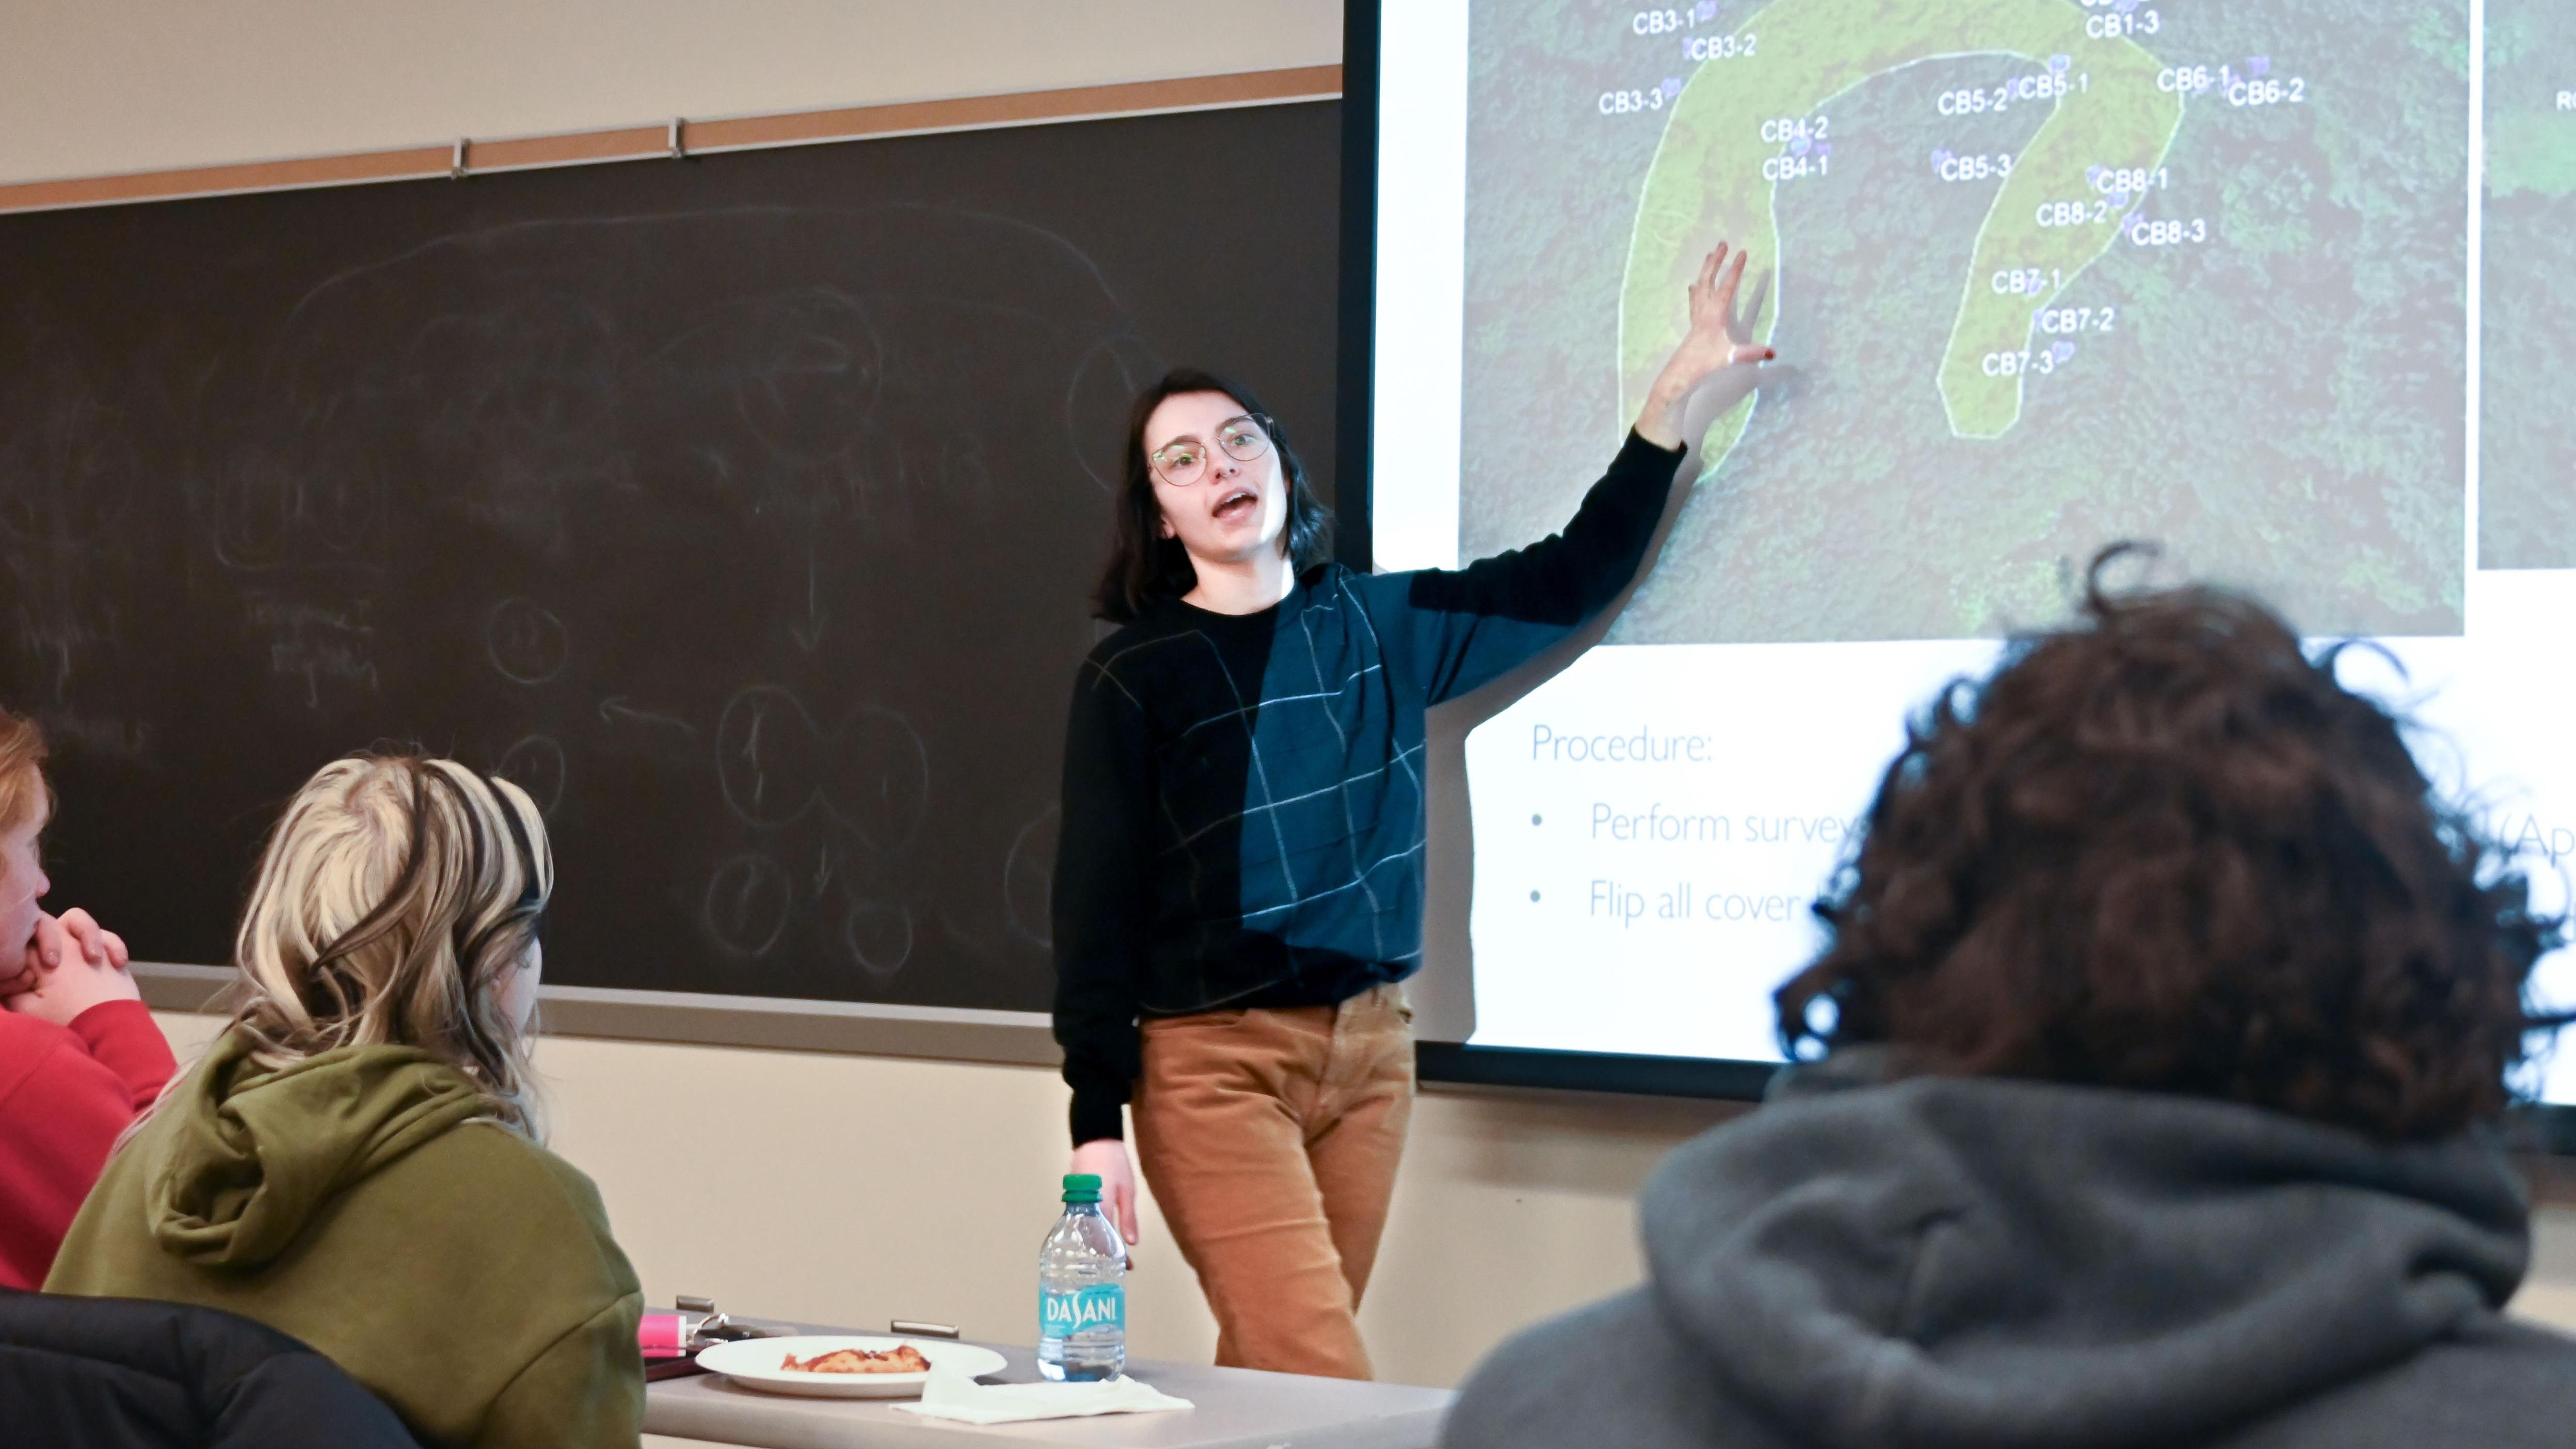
[645,1332,1451,1449]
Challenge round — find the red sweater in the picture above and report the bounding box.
[0,999,178,1289]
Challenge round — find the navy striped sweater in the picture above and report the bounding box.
[1051,431,1686,1144]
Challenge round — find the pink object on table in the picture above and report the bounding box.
[639,1311,689,1358]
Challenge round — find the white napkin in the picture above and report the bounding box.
[890,1369,1194,1424]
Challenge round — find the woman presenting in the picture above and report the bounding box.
[1052,245,1772,1378]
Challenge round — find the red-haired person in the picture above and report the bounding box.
[0,708,172,1291]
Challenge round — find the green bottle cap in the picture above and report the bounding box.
[1062,1173,1103,1204]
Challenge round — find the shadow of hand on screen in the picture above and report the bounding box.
[1670,265,1779,484]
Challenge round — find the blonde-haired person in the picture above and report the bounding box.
[48,752,644,1449]
[0,706,173,1291]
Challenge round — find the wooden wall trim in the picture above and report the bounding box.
[132,963,1064,1068]
[0,64,1341,216]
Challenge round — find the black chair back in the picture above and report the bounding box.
[0,1289,422,1449]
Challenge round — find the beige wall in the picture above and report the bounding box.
[0,0,1342,185]
[147,1011,2576,1390]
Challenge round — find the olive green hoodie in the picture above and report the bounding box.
[47,1028,644,1449]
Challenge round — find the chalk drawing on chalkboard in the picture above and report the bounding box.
[1003,805,1059,949]
[493,734,568,817]
[939,433,994,509]
[790,546,828,654]
[258,205,1143,574]
[0,347,166,703]
[271,280,626,566]
[713,685,930,849]
[842,899,915,981]
[0,95,1337,1015]
[303,455,385,556]
[0,376,139,547]
[598,695,697,738]
[1065,335,1166,493]
[246,597,380,708]
[690,288,883,467]
[424,295,619,426]
[485,597,571,685]
[218,432,389,565]
[704,853,794,959]
[210,450,294,570]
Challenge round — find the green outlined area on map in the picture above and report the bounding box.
[1622,0,2183,459]
[2479,0,2576,570]
[1455,1,2466,644]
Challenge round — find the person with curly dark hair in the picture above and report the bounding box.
[1445,553,2576,1449]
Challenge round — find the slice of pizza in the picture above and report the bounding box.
[779,1343,934,1375]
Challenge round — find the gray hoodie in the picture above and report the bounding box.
[1445,1056,2576,1448]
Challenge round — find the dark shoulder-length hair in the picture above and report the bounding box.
[1092,368,1333,623]
[1774,546,2566,1139]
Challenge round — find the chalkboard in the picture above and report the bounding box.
[0,101,1341,1014]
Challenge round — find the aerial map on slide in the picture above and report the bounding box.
[1459,0,2469,643]
[2480,0,2576,570]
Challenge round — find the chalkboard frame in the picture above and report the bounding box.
[133,963,1057,1064]
[13,79,1343,1069]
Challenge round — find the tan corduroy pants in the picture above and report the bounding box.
[1131,984,1414,1380]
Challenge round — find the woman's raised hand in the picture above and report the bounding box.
[1638,242,1774,449]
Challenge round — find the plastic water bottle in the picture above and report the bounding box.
[1037,1173,1126,1381]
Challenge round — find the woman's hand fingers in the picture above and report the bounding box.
[0,936,142,1027]
[1689,245,1726,326]
[1112,1176,1140,1247]
[1713,245,1750,323]
[29,912,70,969]
[1069,1138,1144,1247]
[1640,240,1774,444]
[1684,243,1758,355]
[55,907,124,968]
[1103,1147,1141,1245]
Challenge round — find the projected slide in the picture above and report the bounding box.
[1381,3,2576,1093]
[1370,1,2576,1104]
[1460,0,2467,643]
[2481,0,2576,569]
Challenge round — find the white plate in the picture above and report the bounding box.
[696,1336,1009,1399]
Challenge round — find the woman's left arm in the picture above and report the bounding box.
[1389,243,1772,704]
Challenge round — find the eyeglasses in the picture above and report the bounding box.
[1148,415,1273,487]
